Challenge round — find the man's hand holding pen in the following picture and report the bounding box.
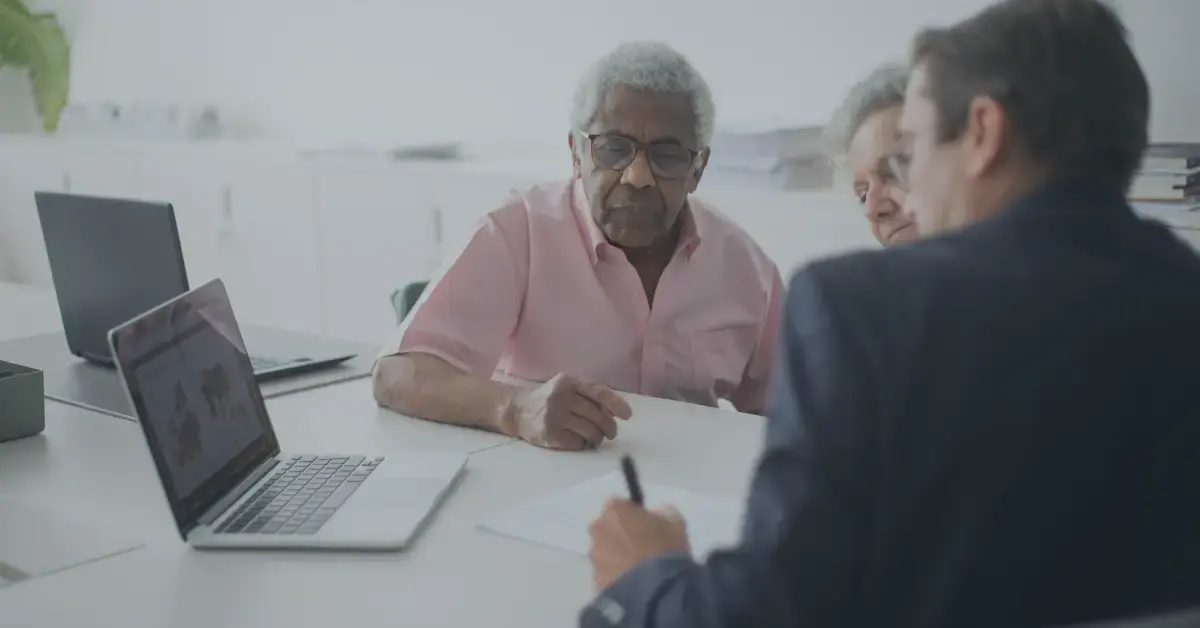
[586,456,692,592]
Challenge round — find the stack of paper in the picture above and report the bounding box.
[1130,143,1200,204]
[706,125,833,191]
[477,472,743,559]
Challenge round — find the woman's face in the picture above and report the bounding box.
[847,105,919,246]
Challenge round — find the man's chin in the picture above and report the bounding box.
[886,223,919,245]
[608,232,658,250]
[604,222,661,249]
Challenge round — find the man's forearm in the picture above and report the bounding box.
[372,353,522,435]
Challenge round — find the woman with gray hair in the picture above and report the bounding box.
[826,63,918,246]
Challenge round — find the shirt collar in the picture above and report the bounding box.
[570,178,705,265]
[572,178,608,264]
[678,204,704,258]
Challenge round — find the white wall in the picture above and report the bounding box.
[3,0,1186,146]
[24,0,1001,146]
[1120,0,1200,142]
[0,70,43,133]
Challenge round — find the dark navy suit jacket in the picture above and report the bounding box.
[580,184,1200,628]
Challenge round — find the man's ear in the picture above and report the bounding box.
[568,132,582,179]
[688,147,711,192]
[963,96,1006,179]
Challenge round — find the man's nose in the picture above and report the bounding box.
[864,184,899,220]
[620,150,656,188]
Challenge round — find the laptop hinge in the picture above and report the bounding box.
[80,350,113,365]
[195,457,279,527]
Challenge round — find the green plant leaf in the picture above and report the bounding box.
[0,4,69,132]
[0,0,31,66]
[29,13,69,131]
[0,0,31,16]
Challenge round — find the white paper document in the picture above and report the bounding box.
[0,495,143,588]
[478,472,743,559]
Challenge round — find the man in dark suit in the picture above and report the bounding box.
[582,1,1200,627]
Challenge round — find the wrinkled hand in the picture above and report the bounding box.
[588,498,691,591]
[507,373,632,450]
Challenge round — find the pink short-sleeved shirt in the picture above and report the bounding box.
[378,179,783,413]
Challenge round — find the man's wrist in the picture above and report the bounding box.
[583,552,696,628]
[491,385,523,438]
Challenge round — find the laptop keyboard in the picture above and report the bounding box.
[214,455,384,536]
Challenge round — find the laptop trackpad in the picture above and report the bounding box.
[319,476,457,542]
[349,478,451,510]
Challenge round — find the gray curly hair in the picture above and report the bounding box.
[824,63,910,160]
[570,42,715,149]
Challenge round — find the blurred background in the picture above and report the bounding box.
[0,0,1194,346]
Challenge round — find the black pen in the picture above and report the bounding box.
[620,454,644,506]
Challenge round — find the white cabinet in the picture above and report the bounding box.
[312,165,436,345]
[426,167,545,261]
[0,140,67,285]
[218,159,324,335]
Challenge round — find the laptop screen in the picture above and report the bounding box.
[34,192,190,364]
[109,279,280,538]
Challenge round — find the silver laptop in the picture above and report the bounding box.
[108,278,466,550]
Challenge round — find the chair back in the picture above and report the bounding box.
[390,281,429,324]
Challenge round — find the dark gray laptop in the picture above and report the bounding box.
[34,191,357,381]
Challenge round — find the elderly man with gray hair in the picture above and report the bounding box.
[372,42,782,451]
[826,62,918,246]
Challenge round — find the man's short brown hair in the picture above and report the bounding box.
[911,0,1149,192]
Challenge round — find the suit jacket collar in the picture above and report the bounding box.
[998,180,1131,223]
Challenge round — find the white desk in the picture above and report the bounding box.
[0,382,514,541]
[0,279,767,626]
[0,392,764,627]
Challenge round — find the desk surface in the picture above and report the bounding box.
[0,280,767,627]
[0,393,763,627]
[0,380,514,541]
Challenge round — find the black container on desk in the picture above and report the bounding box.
[0,359,45,442]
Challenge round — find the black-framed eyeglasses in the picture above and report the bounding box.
[580,131,700,180]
